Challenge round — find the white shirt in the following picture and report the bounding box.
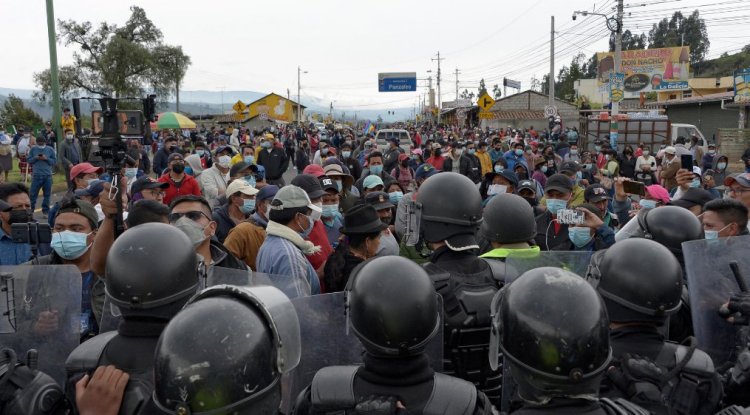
[635,155,656,172]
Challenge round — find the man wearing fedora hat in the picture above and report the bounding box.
[323,204,386,292]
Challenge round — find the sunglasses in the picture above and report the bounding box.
[168,210,211,223]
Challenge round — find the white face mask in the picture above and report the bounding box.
[487,184,507,196]
[218,155,232,168]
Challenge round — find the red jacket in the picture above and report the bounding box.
[158,173,202,205]
[305,220,333,272]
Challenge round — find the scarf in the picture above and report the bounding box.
[265,220,321,255]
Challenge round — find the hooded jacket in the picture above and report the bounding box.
[712,153,729,188]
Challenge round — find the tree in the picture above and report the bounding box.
[610,30,647,52]
[459,89,475,101]
[478,78,487,97]
[492,84,502,100]
[648,10,709,63]
[542,53,586,102]
[34,6,191,104]
[0,95,43,129]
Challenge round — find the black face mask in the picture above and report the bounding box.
[523,197,538,207]
[8,209,32,224]
[172,163,185,174]
[434,149,442,156]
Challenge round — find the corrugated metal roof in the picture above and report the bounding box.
[490,110,547,120]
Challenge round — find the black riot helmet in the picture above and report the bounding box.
[588,238,683,324]
[105,223,198,318]
[636,206,703,258]
[0,349,69,415]
[152,285,300,415]
[416,172,483,249]
[480,193,537,244]
[489,267,611,401]
[346,256,440,357]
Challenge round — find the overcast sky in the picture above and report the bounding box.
[3,0,748,109]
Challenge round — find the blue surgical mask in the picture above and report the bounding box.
[241,198,256,214]
[370,165,383,175]
[261,141,271,149]
[494,165,503,173]
[583,163,592,170]
[546,198,568,215]
[639,199,657,210]
[342,151,351,159]
[322,204,339,218]
[196,149,205,157]
[570,149,578,155]
[243,175,257,187]
[51,231,91,260]
[515,149,524,156]
[541,165,548,173]
[86,178,98,186]
[690,178,701,188]
[297,214,314,239]
[594,146,602,152]
[334,180,343,192]
[321,148,329,156]
[389,191,404,204]
[568,226,593,248]
[704,230,719,240]
[244,156,254,165]
[124,168,137,179]
[717,162,727,170]
[467,148,476,155]
[576,171,583,180]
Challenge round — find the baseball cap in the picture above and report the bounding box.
[724,172,750,188]
[230,161,256,178]
[168,153,184,163]
[664,146,676,155]
[645,184,671,204]
[490,169,519,188]
[398,153,409,162]
[365,191,394,210]
[560,161,580,174]
[56,198,99,229]
[131,176,169,195]
[215,145,236,156]
[319,175,338,193]
[415,163,439,181]
[270,185,321,213]
[517,180,537,194]
[226,179,259,197]
[544,174,573,194]
[291,174,326,200]
[584,184,610,203]
[363,175,385,189]
[256,185,279,202]
[74,179,106,198]
[303,164,326,178]
[692,166,702,177]
[70,163,104,181]
[669,188,716,210]
[411,148,423,156]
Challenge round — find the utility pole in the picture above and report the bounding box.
[297,66,307,124]
[610,0,624,150]
[549,16,555,108]
[454,68,460,101]
[432,52,445,124]
[45,0,61,158]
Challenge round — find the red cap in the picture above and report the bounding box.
[302,164,326,178]
[69,163,104,182]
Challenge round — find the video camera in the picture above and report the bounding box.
[89,96,155,172]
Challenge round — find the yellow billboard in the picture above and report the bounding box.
[597,47,690,93]
[248,94,294,122]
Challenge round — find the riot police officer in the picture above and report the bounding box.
[478,193,540,260]
[489,267,648,414]
[416,172,504,401]
[588,238,722,415]
[64,223,199,414]
[294,256,492,414]
[144,284,300,414]
[0,348,69,414]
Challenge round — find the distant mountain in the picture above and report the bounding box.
[0,87,414,122]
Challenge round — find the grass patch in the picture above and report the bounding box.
[2,159,70,192]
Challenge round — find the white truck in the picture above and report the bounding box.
[584,115,707,152]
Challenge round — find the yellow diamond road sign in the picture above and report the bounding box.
[232,100,246,113]
[477,93,495,111]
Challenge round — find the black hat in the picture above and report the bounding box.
[669,188,716,210]
[319,175,338,193]
[487,169,519,188]
[544,174,573,194]
[229,161,257,178]
[365,191,393,211]
[290,174,325,200]
[584,184,610,203]
[518,179,537,194]
[340,204,388,235]
[560,161,580,174]
[132,176,169,195]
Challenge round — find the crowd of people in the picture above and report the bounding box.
[2,117,750,414]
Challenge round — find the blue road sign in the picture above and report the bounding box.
[378,72,417,92]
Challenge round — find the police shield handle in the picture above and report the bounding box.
[76,365,130,415]
[33,310,59,335]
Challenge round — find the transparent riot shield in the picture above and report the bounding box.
[0,265,81,385]
[683,236,750,369]
[280,292,443,414]
[498,251,593,412]
[100,267,311,332]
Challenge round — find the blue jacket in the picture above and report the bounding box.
[27,146,57,177]
[256,234,321,296]
[488,149,504,163]
[503,150,527,171]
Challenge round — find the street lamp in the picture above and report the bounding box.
[298,66,308,124]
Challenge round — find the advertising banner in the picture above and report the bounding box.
[734,68,750,104]
[597,47,691,93]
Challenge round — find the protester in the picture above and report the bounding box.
[27,136,56,217]
[0,127,12,183]
[212,179,258,243]
[364,191,398,257]
[200,145,234,207]
[0,183,36,265]
[475,141,492,176]
[153,136,177,176]
[256,134,289,186]
[354,151,395,193]
[256,185,322,295]
[59,128,82,183]
[290,174,333,277]
[724,173,750,230]
[319,175,342,248]
[158,152,202,206]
